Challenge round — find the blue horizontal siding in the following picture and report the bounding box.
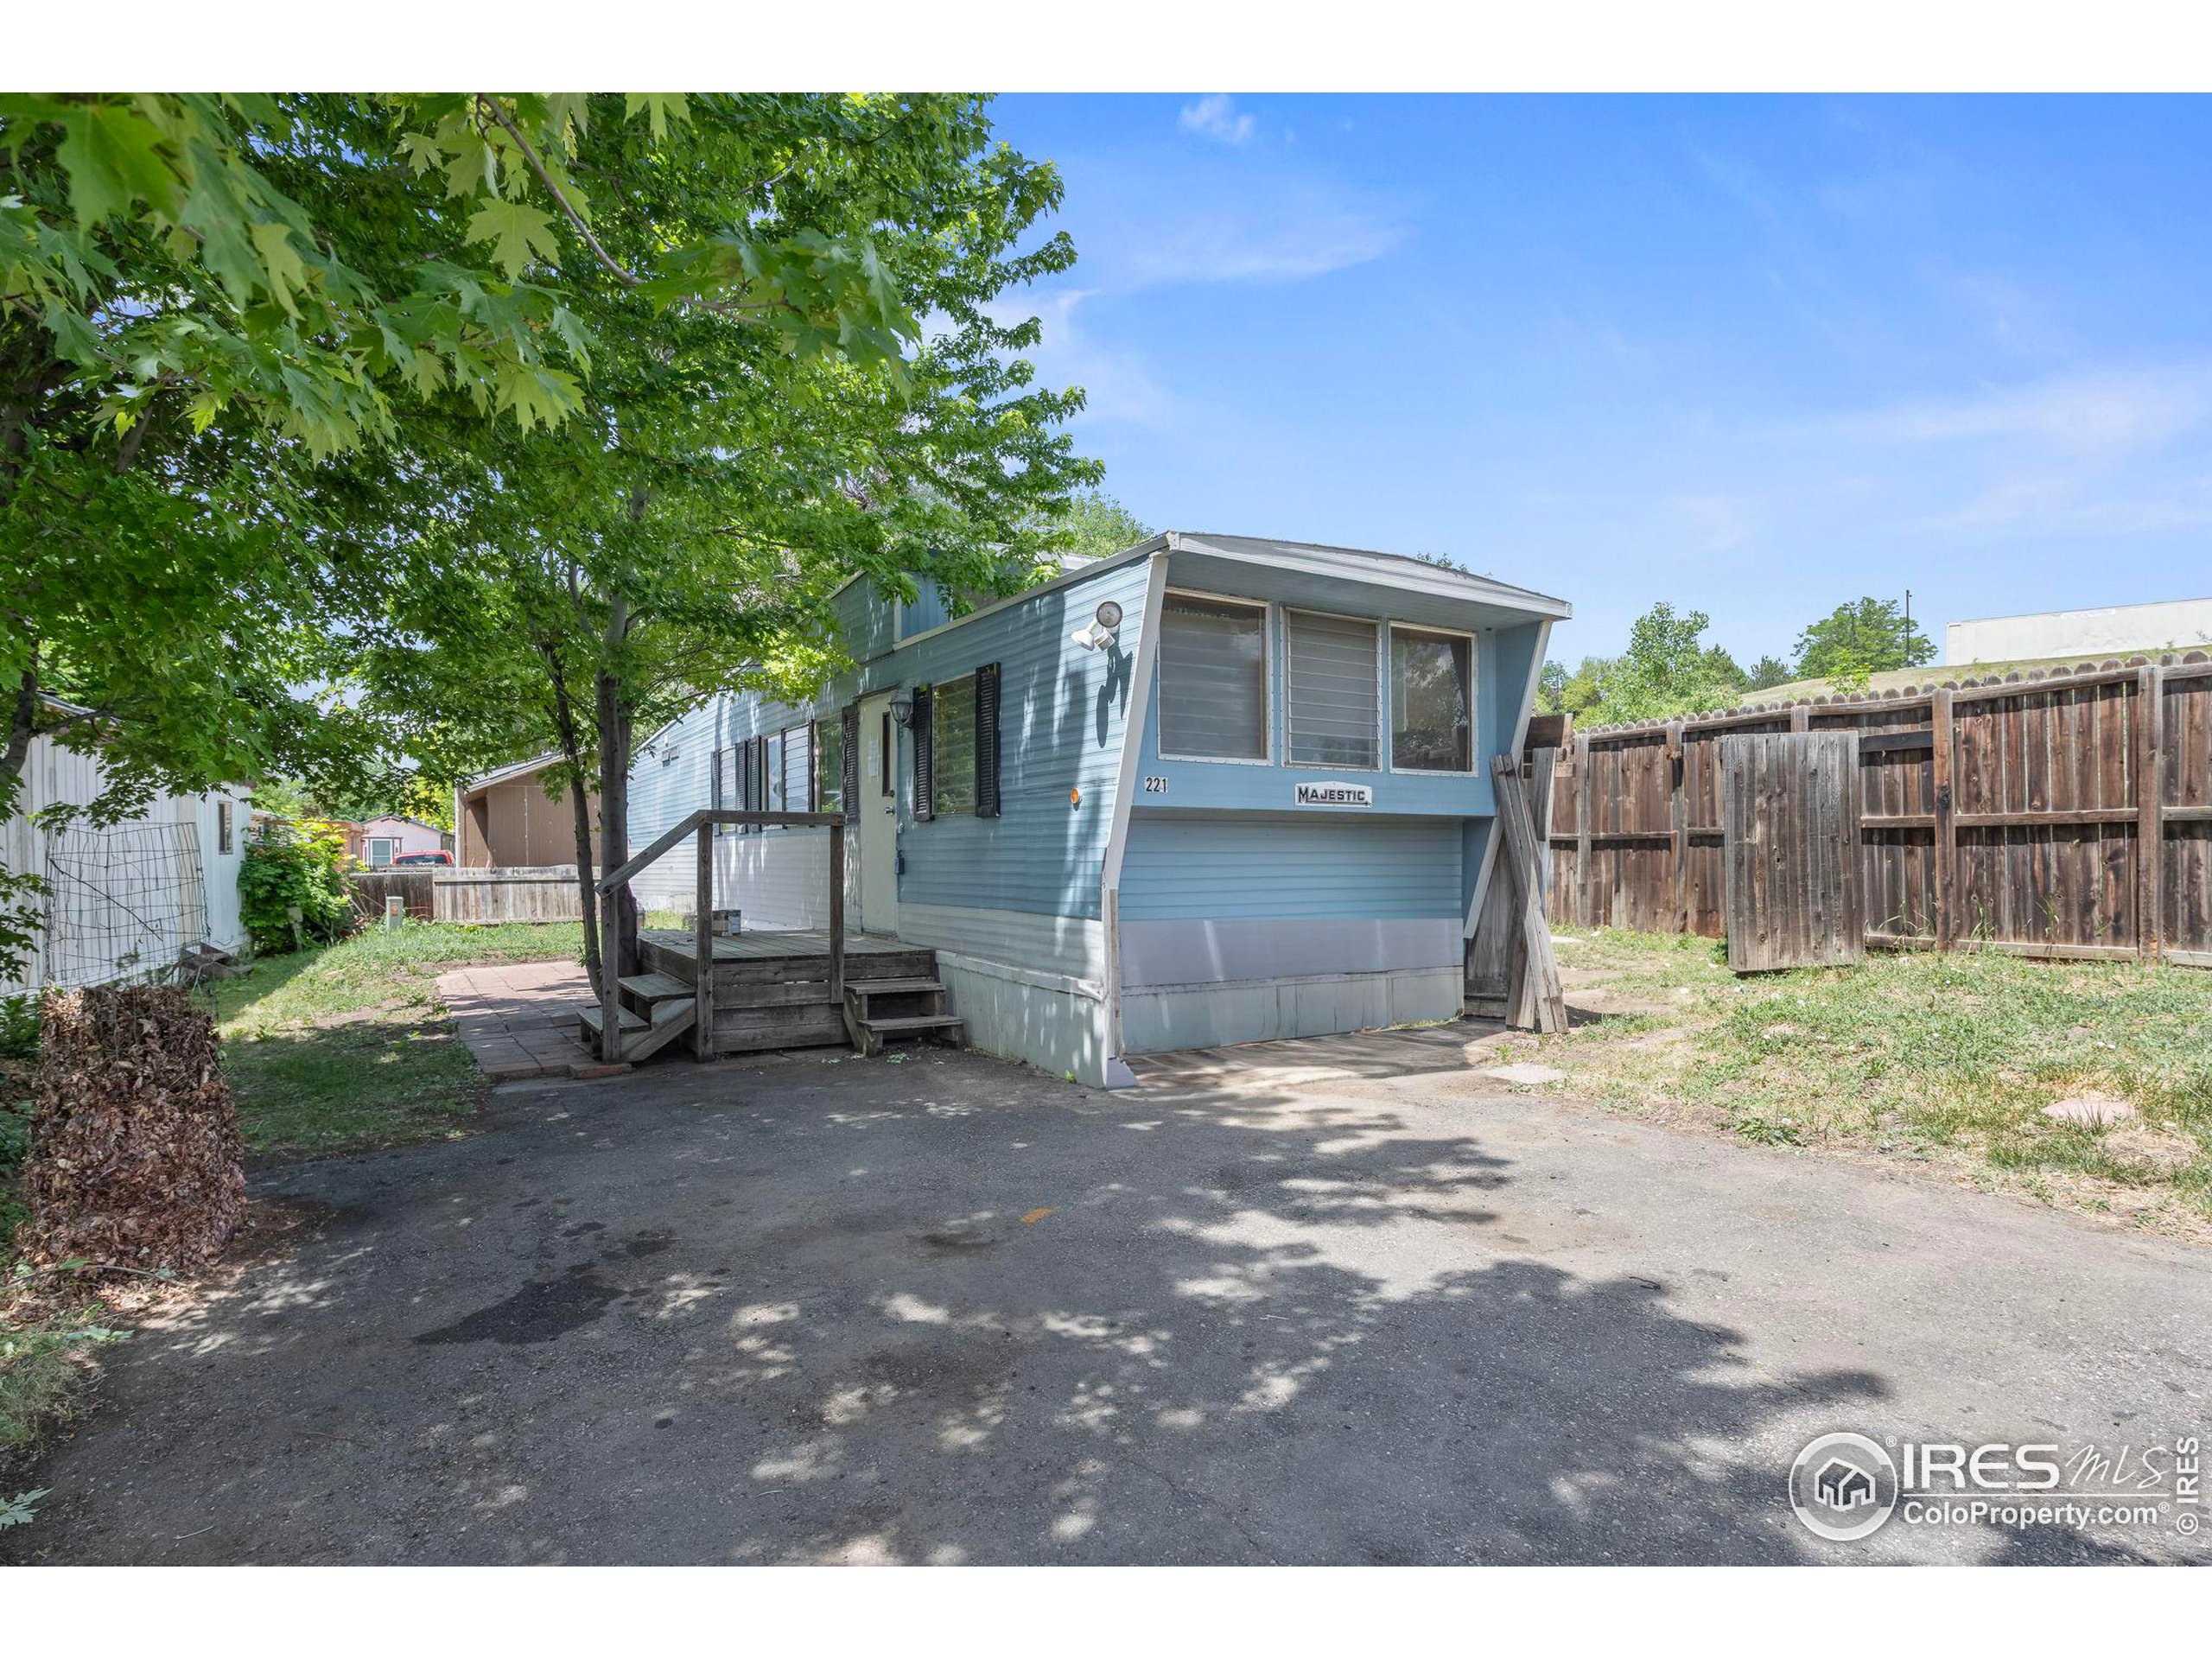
[894,560,1151,922]
[1118,816,1464,922]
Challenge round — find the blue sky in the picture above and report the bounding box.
[987,94,2212,669]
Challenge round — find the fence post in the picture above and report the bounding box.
[828,823,846,1008]
[1667,719,1688,934]
[1929,688,1955,950]
[2137,665,2164,963]
[693,823,714,1059]
[1573,731,1593,930]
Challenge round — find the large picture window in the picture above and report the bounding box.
[1158,594,1268,761]
[1286,609,1380,769]
[931,674,976,817]
[1390,626,1475,772]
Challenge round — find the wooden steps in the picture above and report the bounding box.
[579,994,696,1064]
[581,933,961,1063]
[842,976,963,1058]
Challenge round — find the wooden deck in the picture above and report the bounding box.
[633,928,944,1054]
[639,927,912,964]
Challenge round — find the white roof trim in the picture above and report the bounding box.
[866,537,1166,656]
[1166,532,1572,619]
[461,752,566,792]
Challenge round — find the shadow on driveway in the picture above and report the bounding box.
[9,1038,2203,1565]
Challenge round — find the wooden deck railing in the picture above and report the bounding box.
[593,810,846,1063]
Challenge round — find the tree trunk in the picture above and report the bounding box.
[539,653,605,1001]
[592,594,637,1061]
[567,771,603,1000]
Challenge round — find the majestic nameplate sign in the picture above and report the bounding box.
[1294,781,1373,808]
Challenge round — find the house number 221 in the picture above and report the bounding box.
[1142,775,1169,793]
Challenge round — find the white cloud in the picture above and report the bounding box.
[981,289,1175,429]
[1123,190,1405,285]
[1178,93,1255,147]
[1831,365,2212,457]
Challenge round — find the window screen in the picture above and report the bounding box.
[1286,610,1379,769]
[1158,594,1267,760]
[1391,627,1474,772]
[817,717,843,815]
[764,730,785,811]
[782,725,810,812]
[931,675,976,816]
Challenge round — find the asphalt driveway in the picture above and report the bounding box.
[10,1030,2209,1564]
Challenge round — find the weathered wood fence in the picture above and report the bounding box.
[348,868,433,921]
[431,867,587,925]
[1544,652,2212,967]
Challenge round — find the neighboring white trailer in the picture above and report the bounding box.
[3,711,251,996]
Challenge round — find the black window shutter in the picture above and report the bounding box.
[842,705,861,825]
[976,664,1001,818]
[912,684,935,822]
[748,736,766,832]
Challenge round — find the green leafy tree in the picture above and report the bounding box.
[1052,490,1153,562]
[1793,597,1935,691]
[1582,603,1748,723]
[0,93,924,982]
[1537,656,1613,718]
[321,96,1098,1026]
[1747,654,1793,690]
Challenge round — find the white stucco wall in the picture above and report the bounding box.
[1948,596,2212,664]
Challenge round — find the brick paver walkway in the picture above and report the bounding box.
[436,958,609,1080]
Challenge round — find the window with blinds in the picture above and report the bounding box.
[931,674,976,816]
[1285,609,1379,769]
[1158,594,1268,761]
[817,716,843,815]
[1390,626,1475,772]
[781,724,811,812]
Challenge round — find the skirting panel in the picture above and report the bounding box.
[1117,916,1461,988]
[1118,966,1461,1055]
[936,958,1111,1087]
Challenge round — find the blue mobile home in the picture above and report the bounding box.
[625,531,1567,1085]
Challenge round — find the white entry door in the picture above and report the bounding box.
[857,691,900,935]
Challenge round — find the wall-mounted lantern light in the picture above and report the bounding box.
[890,690,915,728]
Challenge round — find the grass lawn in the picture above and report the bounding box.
[1513,929,2212,1242]
[210,921,584,1160]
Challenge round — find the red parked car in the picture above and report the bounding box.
[392,850,454,868]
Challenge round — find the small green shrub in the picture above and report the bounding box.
[0,995,35,1061]
[238,823,354,955]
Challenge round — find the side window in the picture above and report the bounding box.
[782,724,810,812]
[931,674,976,817]
[817,717,843,816]
[765,730,785,812]
[1158,594,1268,761]
[1285,609,1380,769]
[879,710,893,798]
[1390,626,1475,772]
[217,799,234,855]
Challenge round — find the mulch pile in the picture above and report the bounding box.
[20,984,246,1270]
